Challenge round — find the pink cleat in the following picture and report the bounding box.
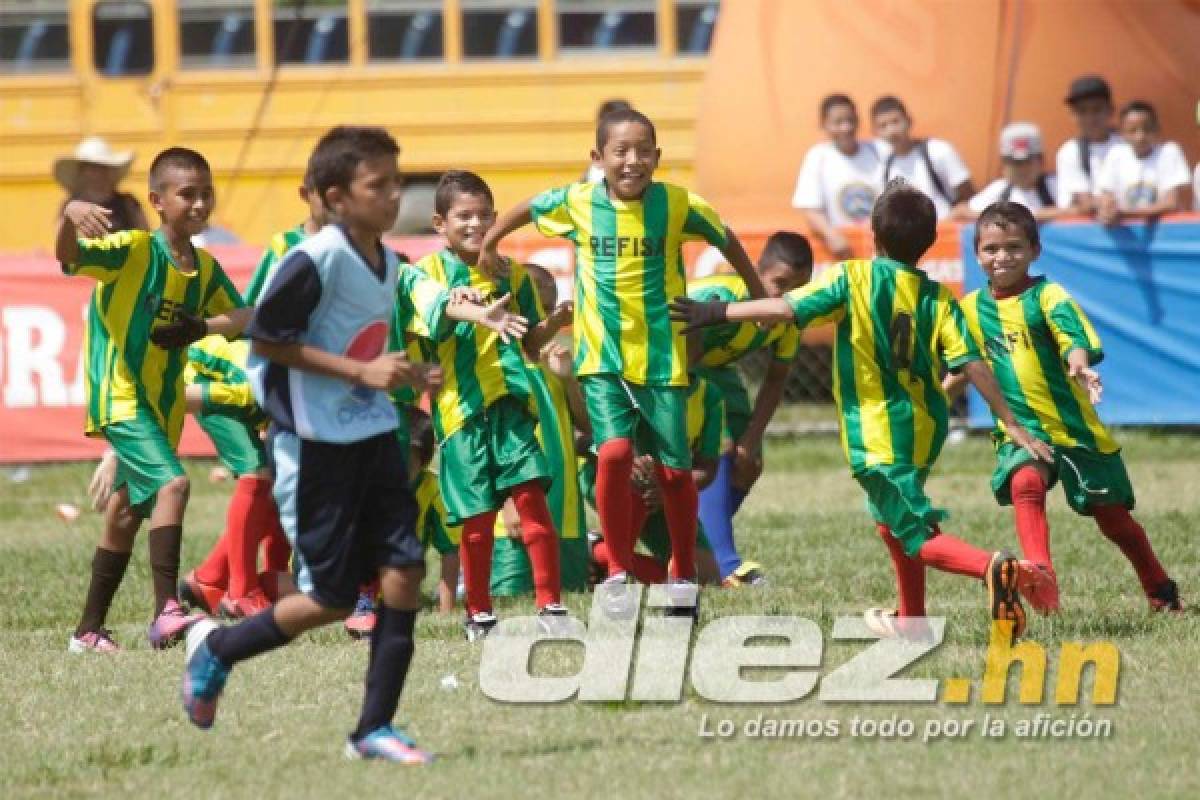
[148,598,204,649]
[68,628,119,654]
[1016,561,1060,615]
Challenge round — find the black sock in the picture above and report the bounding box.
[206,609,291,667]
[352,606,417,740]
[147,525,183,615]
[76,547,132,636]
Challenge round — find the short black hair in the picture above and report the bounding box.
[596,107,657,151]
[974,201,1040,251]
[870,95,908,119]
[407,406,435,468]
[307,125,399,209]
[435,169,493,216]
[871,178,937,266]
[759,231,814,273]
[596,98,633,123]
[149,147,210,191]
[820,93,856,122]
[1119,100,1158,127]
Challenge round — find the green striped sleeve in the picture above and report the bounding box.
[513,266,545,328]
[244,245,280,306]
[770,324,802,362]
[695,380,724,461]
[66,229,141,282]
[530,185,576,239]
[201,258,246,317]
[1041,283,1104,366]
[937,292,980,370]
[398,263,450,340]
[785,263,848,329]
[681,190,728,247]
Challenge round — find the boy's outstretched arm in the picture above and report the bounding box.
[445,291,529,343]
[719,228,767,299]
[253,340,441,393]
[56,201,114,264]
[734,359,791,476]
[962,360,1053,462]
[669,296,795,333]
[478,200,533,276]
[523,300,573,358]
[1066,347,1103,405]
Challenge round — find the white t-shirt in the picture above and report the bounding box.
[791,140,882,226]
[877,137,971,219]
[1054,132,1122,208]
[968,175,1059,214]
[1194,164,1200,211]
[1095,141,1191,210]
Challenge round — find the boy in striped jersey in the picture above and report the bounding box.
[951,201,1181,612]
[56,147,252,652]
[480,108,765,615]
[416,171,573,640]
[689,232,813,585]
[242,168,329,305]
[672,180,1056,640]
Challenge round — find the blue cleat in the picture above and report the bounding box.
[181,618,229,729]
[344,725,434,764]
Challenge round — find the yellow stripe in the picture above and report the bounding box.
[892,269,936,465]
[996,298,1071,445]
[615,197,649,382]
[572,186,606,376]
[662,186,691,385]
[847,262,893,466]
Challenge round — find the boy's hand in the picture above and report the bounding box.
[63,201,113,239]
[547,300,574,331]
[150,309,207,348]
[731,440,764,490]
[414,364,443,394]
[631,455,662,509]
[1096,195,1119,226]
[1069,362,1103,405]
[449,286,484,306]
[540,341,573,378]
[669,296,728,334]
[481,293,529,343]
[358,352,421,390]
[88,449,118,512]
[1008,425,1054,463]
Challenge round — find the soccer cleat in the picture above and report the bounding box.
[862,608,935,642]
[664,579,699,618]
[536,603,572,636]
[586,531,605,587]
[148,598,204,650]
[1149,579,1184,613]
[1015,562,1060,614]
[345,593,377,640]
[985,551,1027,642]
[722,561,767,588]
[344,725,434,765]
[217,589,273,620]
[68,628,119,654]
[597,572,637,620]
[181,618,229,730]
[179,571,225,615]
[464,611,498,642]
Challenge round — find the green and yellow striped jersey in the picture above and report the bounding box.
[960,278,1116,453]
[688,376,725,462]
[65,228,244,443]
[528,364,585,541]
[414,248,544,441]
[185,334,262,424]
[244,224,306,305]
[414,468,461,555]
[784,258,980,472]
[530,180,729,387]
[387,260,454,411]
[689,274,802,368]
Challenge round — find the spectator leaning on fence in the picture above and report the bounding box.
[870,95,974,221]
[1056,74,1123,214]
[792,93,883,260]
[54,136,149,234]
[966,123,1065,223]
[1095,100,1192,225]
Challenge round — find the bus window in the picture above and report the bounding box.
[0,1,69,74]
[462,1,538,60]
[180,0,257,68]
[368,0,443,62]
[558,0,656,53]
[93,1,153,76]
[676,0,718,54]
[274,0,348,65]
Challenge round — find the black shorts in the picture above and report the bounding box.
[271,429,423,608]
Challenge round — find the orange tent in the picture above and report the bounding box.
[697,0,1200,229]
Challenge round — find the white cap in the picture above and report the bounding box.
[999,122,1043,161]
[53,136,135,191]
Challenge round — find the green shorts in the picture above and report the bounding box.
[991,442,1135,516]
[491,530,590,596]
[695,365,751,443]
[196,412,267,477]
[855,465,947,557]
[104,409,185,517]
[640,513,713,562]
[580,374,690,470]
[438,396,550,525]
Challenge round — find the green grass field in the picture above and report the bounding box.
[2,431,1197,798]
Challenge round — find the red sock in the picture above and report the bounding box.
[1093,505,1169,595]
[236,477,281,598]
[654,463,697,581]
[460,511,498,615]
[260,500,291,574]
[916,529,992,579]
[510,481,562,608]
[194,534,230,589]
[877,524,926,616]
[593,540,668,585]
[596,438,636,578]
[1011,466,1052,568]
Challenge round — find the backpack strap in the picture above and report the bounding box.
[1000,183,1013,203]
[917,139,953,203]
[1035,174,1054,207]
[1078,136,1092,179]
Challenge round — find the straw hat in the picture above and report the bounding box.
[53,136,135,192]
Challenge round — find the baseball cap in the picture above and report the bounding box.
[999,122,1042,161]
[1065,74,1112,105]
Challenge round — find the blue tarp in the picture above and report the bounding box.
[963,219,1200,428]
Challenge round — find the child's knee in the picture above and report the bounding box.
[160,475,191,502]
[1011,465,1048,500]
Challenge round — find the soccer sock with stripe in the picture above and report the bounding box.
[916,530,992,579]
[460,511,498,615]
[147,525,184,616]
[76,547,132,636]
[595,438,636,578]
[876,524,926,617]
[654,463,697,582]
[1010,466,1053,568]
[697,453,743,578]
[510,481,562,608]
[205,607,291,666]
[353,605,417,740]
[1092,505,1170,595]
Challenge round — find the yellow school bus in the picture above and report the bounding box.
[0,0,718,250]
